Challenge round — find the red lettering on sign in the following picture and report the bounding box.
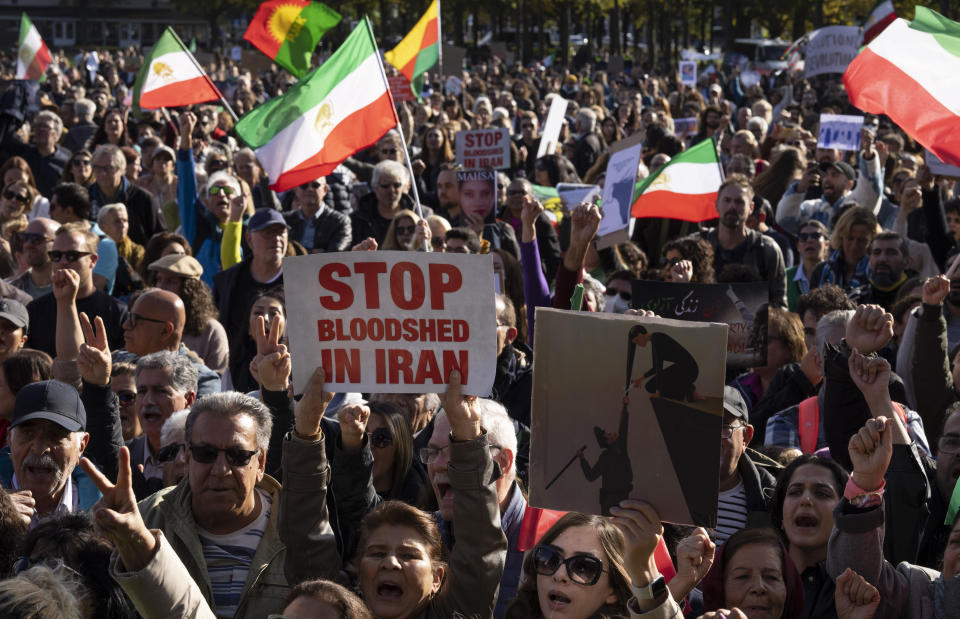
[355,261,387,309]
[429,263,462,310]
[388,349,415,382]
[391,261,426,310]
[320,348,360,383]
[317,263,352,310]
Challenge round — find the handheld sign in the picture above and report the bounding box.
[673,117,698,138]
[283,252,497,396]
[597,142,643,248]
[388,75,416,102]
[679,61,697,86]
[817,114,863,151]
[456,128,511,170]
[925,150,960,177]
[537,95,568,158]
[530,309,727,526]
[804,26,860,77]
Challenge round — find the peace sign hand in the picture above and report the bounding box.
[77,312,111,385]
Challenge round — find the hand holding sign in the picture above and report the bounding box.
[294,367,333,438]
[440,370,481,442]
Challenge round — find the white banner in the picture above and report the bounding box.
[804,26,860,77]
[817,114,863,151]
[537,95,568,158]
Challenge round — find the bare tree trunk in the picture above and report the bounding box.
[560,0,571,66]
[611,0,622,54]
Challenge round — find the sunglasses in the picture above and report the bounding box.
[431,238,446,249]
[300,181,323,190]
[157,442,185,463]
[532,544,607,586]
[116,389,136,407]
[208,185,235,196]
[605,288,631,301]
[797,231,823,242]
[3,190,28,204]
[207,159,228,171]
[395,225,416,236]
[506,189,526,196]
[188,444,259,466]
[72,159,91,167]
[370,427,393,449]
[48,250,91,262]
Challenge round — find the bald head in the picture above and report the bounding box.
[22,217,60,268]
[123,289,186,355]
[25,217,60,237]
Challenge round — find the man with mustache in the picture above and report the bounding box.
[850,232,912,311]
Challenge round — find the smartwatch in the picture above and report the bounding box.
[631,575,667,601]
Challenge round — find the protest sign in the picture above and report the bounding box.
[673,117,698,138]
[740,70,761,88]
[283,252,497,395]
[804,26,859,77]
[444,76,462,95]
[817,114,863,151]
[597,142,643,248]
[679,61,697,86]
[632,281,769,369]
[532,184,564,223]
[925,150,960,177]
[441,44,466,76]
[388,75,416,102]
[457,169,498,224]
[556,183,600,212]
[456,128,511,170]
[537,95,568,158]
[530,309,726,526]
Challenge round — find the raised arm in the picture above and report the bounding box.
[176,111,199,245]
[913,275,957,447]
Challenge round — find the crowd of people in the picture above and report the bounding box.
[0,36,956,619]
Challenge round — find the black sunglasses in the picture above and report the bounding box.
[157,442,185,463]
[797,231,823,242]
[370,427,393,449]
[116,389,136,407]
[659,256,681,268]
[532,544,607,586]
[605,288,631,301]
[395,225,416,236]
[188,444,259,466]
[3,190,28,204]
[18,232,51,245]
[48,250,91,262]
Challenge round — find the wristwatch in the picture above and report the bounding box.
[631,575,667,601]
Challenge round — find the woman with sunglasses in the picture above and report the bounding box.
[382,209,431,252]
[0,157,49,221]
[61,149,95,186]
[0,180,35,227]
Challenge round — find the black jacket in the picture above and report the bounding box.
[350,193,434,246]
[740,450,778,529]
[284,207,352,253]
[88,178,167,246]
[492,342,534,426]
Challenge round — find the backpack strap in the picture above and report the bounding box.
[798,396,820,454]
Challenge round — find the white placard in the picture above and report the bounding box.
[679,61,697,86]
[556,183,601,211]
[283,252,497,395]
[804,26,860,77]
[455,128,511,170]
[537,95,568,158]
[597,142,643,248]
[817,114,864,151]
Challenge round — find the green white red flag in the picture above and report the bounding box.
[131,28,223,111]
[16,14,51,81]
[243,0,341,78]
[844,7,960,167]
[631,138,723,222]
[861,0,896,45]
[235,18,396,191]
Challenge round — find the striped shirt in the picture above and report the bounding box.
[198,489,271,618]
[716,480,748,543]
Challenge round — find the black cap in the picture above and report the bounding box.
[248,208,290,232]
[723,386,749,422]
[821,160,855,181]
[12,380,86,432]
[0,298,28,330]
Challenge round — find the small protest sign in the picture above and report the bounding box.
[673,117,698,138]
[556,183,600,212]
[679,61,697,86]
[530,309,726,526]
[388,75,416,102]
[632,281,769,369]
[817,114,863,151]
[925,150,960,177]
[456,128,511,170]
[532,184,564,223]
[457,169,498,224]
[597,142,643,248]
[231,46,243,62]
[537,95,568,158]
[804,26,860,78]
[283,252,497,395]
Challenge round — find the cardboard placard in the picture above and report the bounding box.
[679,61,697,86]
[455,128,511,170]
[388,75,416,102]
[597,142,643,249]
[631,281,769,369]
[673,117,698,138]
[529,309,726,526]
[457,169,498,224]
[817,114,863,151]
[537,95,568,158]
[283,252,497,395]
[804,26,860,77]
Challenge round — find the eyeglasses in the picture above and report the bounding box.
[605,288,631,301]
[395,224,416,236]
[157,442,185,463]
[92,164,116,173]
[208,185,235,196]
[48,250,91,262]
[939,434,960,455]
[659,256,681,267]
[127,312,168,328]
[19,232,51,245]
[431,238,445,250]
[720,423,746,439]
[72,159,91,168]
[207,159,228,171]
[379,182,403,190]
[3,190,28,204]
[797,231,823,242]
[116,389,136,407]
[300,181,323,190]
[532,544,608,586]
[188,444,259,466]
[420,444,449,463]
[370,428,393,449]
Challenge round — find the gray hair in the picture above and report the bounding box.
[135,351,199,396]
[0,564,84,618]
[36,110,63,137]
[74,98,96,122]
[92,143,125,171]
[96,202,126,227]
[203,170,242,197]
[185,392,273,451]
[577,108,597,132]
[235,147,258,164]
[473,96,492,114]
[371,159,409,188]
[161,409,190,446]
[746,116,768,134]
[816,309,855,361]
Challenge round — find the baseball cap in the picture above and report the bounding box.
[821,160,855,181]
[148,254,203,279]
[248,208,290,232]
[0,298,28,331]
[723,386,749,422]
[150,145,176,165]
[12,380,87,432]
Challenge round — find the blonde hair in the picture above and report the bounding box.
[829,206,879,251]
[0,564,86,618]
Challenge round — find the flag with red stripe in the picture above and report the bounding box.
[383,0,439,97]
[131,27,223,111]
[16,13,51,81]
[861,0,896,45]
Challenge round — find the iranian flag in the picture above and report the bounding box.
[631,138,723,222]
[384,0,440,97]
[235,18,396,191]
[862,0,896,45]
[132,28,223,110]
[844,7,960,167]
[16,14,51,81]
[244,0,341,78]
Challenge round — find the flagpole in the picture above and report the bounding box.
[167,27,240,123]
[366,16,429,252]
[436,0,443,84]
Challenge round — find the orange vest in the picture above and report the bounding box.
[797,396,907,454]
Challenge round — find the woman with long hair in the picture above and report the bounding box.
[0,180,36,226]
[417,125,455,193]
[137,232,192,281]
[754,147,806,206]
[660,237,716,283]
[0,157,49,220]
[87,107,134,149]
[60,149,94,185]
[382,209,430,252]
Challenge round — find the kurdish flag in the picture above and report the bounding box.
[844,7,960,167]
[132,28,223,110]
[16,14,51,81]
[235,18,396,192]
[244,0,341,78]
[384,0,440,97]
[631,138,723,222]
[861,0,896,45]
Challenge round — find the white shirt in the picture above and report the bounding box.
[13,472,77,528]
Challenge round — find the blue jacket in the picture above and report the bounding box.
[177,148,236,288]
[0,446,101,511]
